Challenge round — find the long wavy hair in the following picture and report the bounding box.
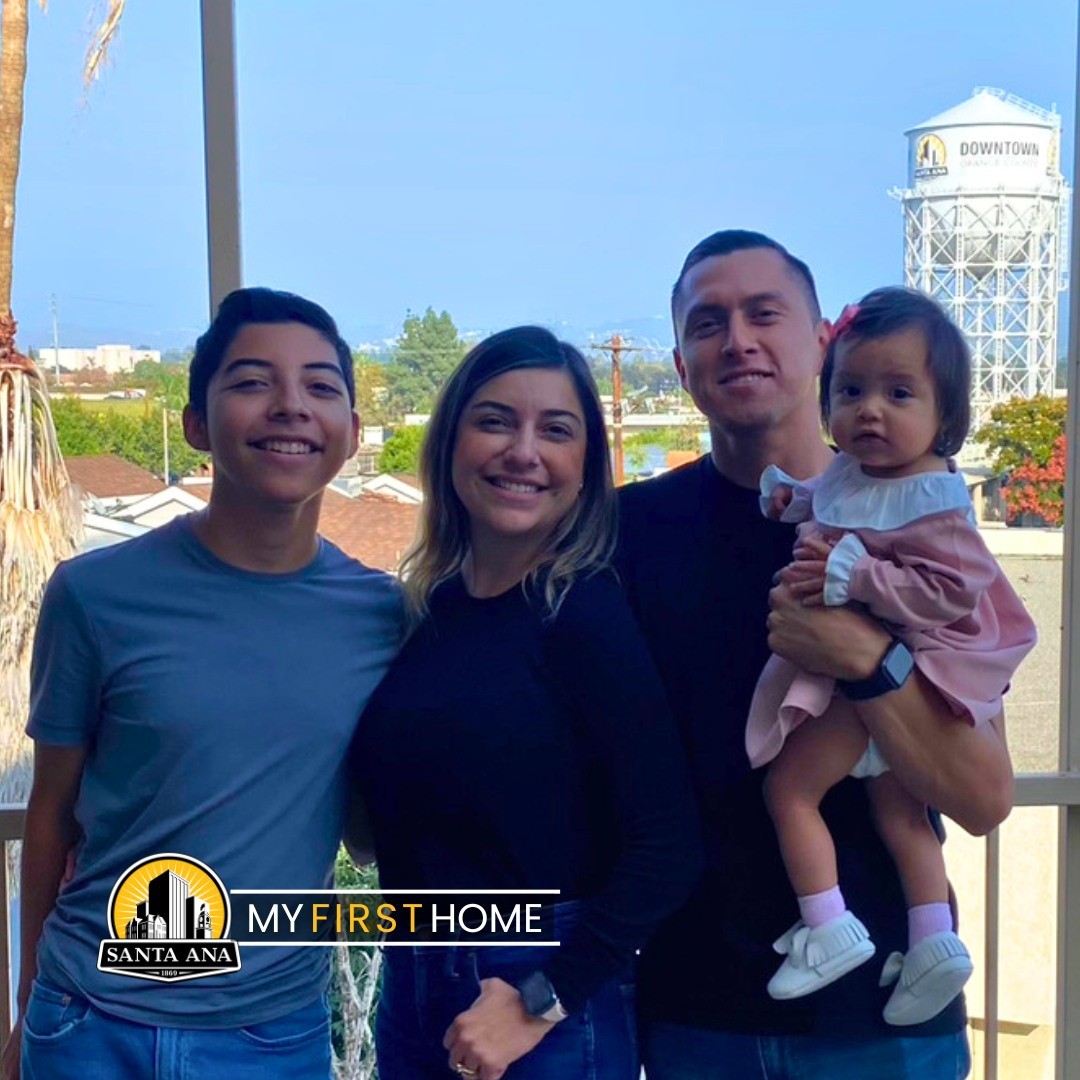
[400,326,616,622]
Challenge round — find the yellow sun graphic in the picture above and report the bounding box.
[108,854,229,940]
[917,134,946,168]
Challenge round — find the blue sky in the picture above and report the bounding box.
[9,0,1079,351]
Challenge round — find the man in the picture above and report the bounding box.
[5,288,402,1079]
[617,231,1011,1078]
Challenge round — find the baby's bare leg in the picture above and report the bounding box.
[866,772,949,908]
[868,772,970,1025]
[763,699,869,897]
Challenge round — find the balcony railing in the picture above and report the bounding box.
[0,806,26,1047]
[0,787,1077,1077]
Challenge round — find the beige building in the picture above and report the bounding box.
[38,344,161,374]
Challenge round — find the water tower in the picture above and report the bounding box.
[897,87,1069,424]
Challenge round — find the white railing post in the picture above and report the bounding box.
[200,0,243,314]
[1058,5,1080,1076]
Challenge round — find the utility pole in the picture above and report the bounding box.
[590,334,641,485]
[50,293,60,384]
[162,406,170,484]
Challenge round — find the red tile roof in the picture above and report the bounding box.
[65,454,166,499]
[318,489,419,571]
[182,485,419,572]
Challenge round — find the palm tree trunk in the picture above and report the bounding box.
[0,0,29,319]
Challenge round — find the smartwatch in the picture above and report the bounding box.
[514,971,569,1023]
[838,639,914,701]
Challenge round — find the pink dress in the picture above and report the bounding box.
[745,453,1038,770]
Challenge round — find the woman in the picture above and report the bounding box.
[353,326,701,1079]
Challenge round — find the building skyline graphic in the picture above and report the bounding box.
[124,868,213,940]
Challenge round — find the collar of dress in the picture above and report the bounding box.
[813,452,976,531]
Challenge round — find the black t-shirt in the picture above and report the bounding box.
[616,456,965,1037]
[354,570,701,1014]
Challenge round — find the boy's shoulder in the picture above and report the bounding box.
[314,538,404,604]
[56,517,189,588]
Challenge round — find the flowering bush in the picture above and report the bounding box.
[1005,435,1067,527]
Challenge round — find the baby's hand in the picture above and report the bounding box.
[767,484,795,520]
[779,559,826,607]
[793,533,836,563]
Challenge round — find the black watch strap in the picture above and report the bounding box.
[514,971,569,1022]
[838,639,914,701]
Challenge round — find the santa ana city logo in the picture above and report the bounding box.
[915,133,948,179]
[97,854,241,982]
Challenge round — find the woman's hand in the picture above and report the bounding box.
[443,977,555,1080]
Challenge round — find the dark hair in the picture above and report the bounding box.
[400,325,616,619]
[188,287,355,415]
[820,287,971,457]
[671,230,822,324]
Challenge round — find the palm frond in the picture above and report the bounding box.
[0,319,82,803]
[83,0,127,92]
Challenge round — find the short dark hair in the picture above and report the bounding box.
[820,287,971,458]
[671,230,822,324]
[188,287,355,415]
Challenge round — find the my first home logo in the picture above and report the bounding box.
[97,854,241,982]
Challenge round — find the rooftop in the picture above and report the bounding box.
[64,454,166,499]
[183,484,419,572]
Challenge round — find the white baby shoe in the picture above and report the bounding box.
[879,930,973,1026]
[767,911,876,1000]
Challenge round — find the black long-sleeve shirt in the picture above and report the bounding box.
[353,569,701,1013]
[617,456,967,1036]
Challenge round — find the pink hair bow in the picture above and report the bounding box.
[830,304,860,343]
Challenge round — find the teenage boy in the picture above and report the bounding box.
[5,288,402,1079]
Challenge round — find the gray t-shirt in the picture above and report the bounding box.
[28,515,403,1028]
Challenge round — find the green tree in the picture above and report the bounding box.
[330,849,380,1079]
[385,308,466,416]
[622,361,680,395]
[49,396,111,456]
[116,359,189,410]
[353,352,389,428]
[51,397,207,480]
[623,426,704,472]
[377,425,426,475]
[972,395,1068,473]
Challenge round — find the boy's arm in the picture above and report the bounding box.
[342,787,376,867]
[766,582,1012,835]
[16,745,88,1014]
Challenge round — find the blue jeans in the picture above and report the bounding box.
[376,905,637,1079]
[21,978,332,1079]
[641,1021,971,1080]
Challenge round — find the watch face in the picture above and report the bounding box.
[517,971,557,1016]
[883,642,914,686]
